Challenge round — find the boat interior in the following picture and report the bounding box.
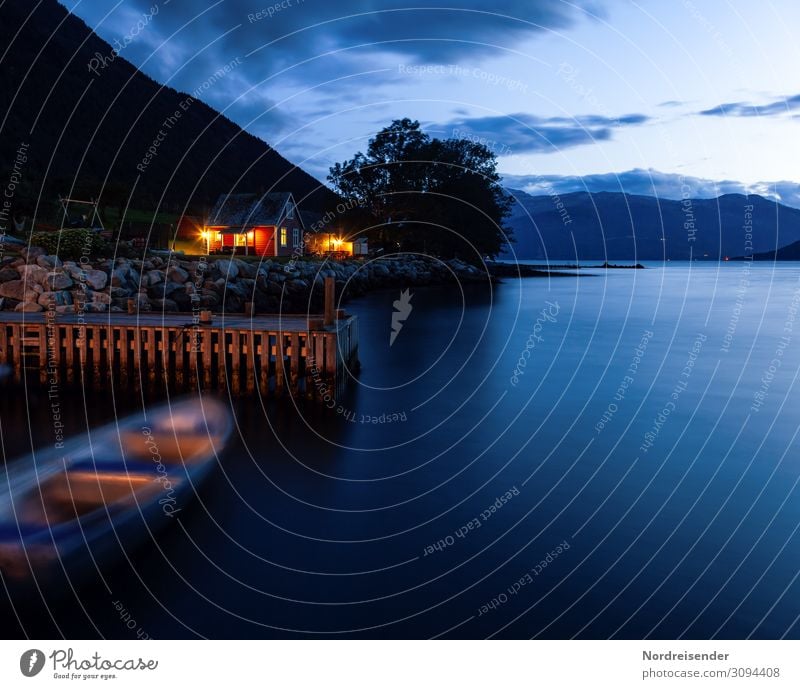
[17,464,167,526]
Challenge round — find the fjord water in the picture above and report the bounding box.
[2,262,800,639]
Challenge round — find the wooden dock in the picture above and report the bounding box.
[0,309,359,399]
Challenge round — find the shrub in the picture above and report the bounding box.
[30,229,109,260]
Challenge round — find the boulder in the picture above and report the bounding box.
[0,280,38,302]
[167,265,189,283]
[149,298,179,312]
[266,280,285,296]
[288,279,309,293]
[0,268,20,283]
[20,246,45,262]
[143,270,165,287]
[163,281,186,298]
[224,281,250,299]
[84,269,108,290]
[45,271,73,290]
[88,291,112,305]
[111,263,140,288]
[36,255,63,269]
[38,290,73,308]
[199,291,220,308]
[135,292,151,311]
[83,302,108,313]
[233,259,257,279]
[15,301,43,312]
[214,259,239,279]
[170,290,192,310]
[222,292,244,313]
[17,264,49,286]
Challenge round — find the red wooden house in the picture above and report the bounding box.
[203,192,305,257]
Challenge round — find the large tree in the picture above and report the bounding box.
[328,118,512,258]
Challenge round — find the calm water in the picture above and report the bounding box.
[2,261,800,639]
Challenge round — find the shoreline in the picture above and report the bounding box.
[0,249,586,315]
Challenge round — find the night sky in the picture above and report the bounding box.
[65,0,800,205]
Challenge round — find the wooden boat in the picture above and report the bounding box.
[0,397,233,583]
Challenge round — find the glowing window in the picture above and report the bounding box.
[280,227,288,247]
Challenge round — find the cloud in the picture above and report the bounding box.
[437,112,649,154]
[73,0,607,83]
[699,93,800,117]
[502,168,800,208]
[67,1,614,166]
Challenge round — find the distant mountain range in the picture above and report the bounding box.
[743,240,800,261]
[0,0,336,218]
[502,189,800,261]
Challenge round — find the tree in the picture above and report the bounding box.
[328,118,512,258]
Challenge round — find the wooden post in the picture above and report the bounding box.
[324,332,337,384]
[201,328,212,389]
[174,328,184,387]
[275,333,285,395]
[246,330,256,392]
[217,329,228,390]
[65,325,74,384]
[188,326,198,388]
[38,324,47,384]
[119,327,128,387]
[133,327,142,389]
[258,333,269,394]
[290,332,300,394]
[324,276,335,327]
[230,330,241,394]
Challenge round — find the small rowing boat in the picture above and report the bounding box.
[0,397,233,583]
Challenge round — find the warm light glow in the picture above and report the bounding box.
[333,238,342,247]
[200,230,209,240]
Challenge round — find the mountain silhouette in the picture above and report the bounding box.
[0,0,337,221]
[503,189,800,261]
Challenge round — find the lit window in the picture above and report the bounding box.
[280,227,287,247]
[292,228,299,247]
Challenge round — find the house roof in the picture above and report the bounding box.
[206,192,301,229]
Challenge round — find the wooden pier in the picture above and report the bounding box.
[0,308,359,399]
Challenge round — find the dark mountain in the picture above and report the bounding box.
[502,189,800,261]
[0,0,336,223]
[744,240,800,261]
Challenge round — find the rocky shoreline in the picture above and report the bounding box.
[0,248,532,315]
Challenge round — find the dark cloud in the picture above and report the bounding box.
[66,1,611,164]
[699,93,800,117]
[438,112,649,154]
[71,1,605,80]
[502,168,800,209]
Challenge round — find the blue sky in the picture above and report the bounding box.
[65,0,800,205]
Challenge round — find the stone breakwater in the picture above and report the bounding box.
[0,248,491,315]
